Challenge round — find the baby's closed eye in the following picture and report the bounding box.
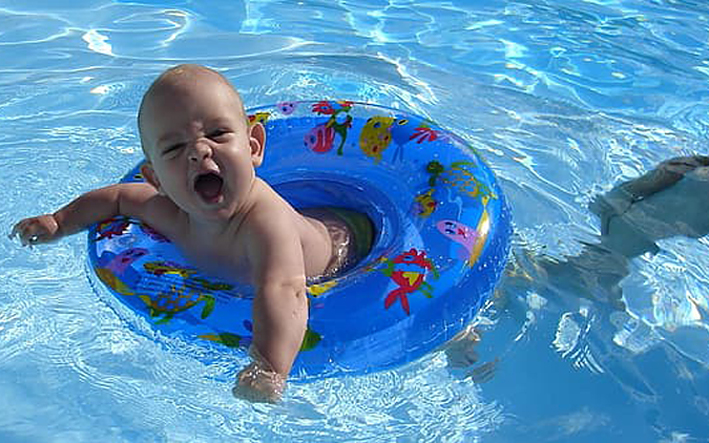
[208,128,232,141]
[163,142,186,156]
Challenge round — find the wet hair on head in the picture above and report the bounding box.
[136,64,247,159]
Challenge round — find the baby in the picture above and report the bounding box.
[11,64,373,403]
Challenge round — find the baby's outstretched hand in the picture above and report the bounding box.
[233,361,286,404]
[10,215,60,246]
[232,347,286,404]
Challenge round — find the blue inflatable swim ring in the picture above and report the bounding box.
[88,101,512,380]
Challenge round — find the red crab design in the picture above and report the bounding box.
[379,248,438,315]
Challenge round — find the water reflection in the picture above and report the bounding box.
[543,155,709,310]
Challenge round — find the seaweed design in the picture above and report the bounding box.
[136,261,236,324]
[199,320,322,351]
[138,284,215,325]
[306,100,354,155]
[427,160,497,205]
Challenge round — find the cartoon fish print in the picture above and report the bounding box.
[378,248,438,315]
[143,261,197,279]
[276,101,297,115]
[304,122,336,153]
[408,122,440,144]
[390,115,440,145]
[359,115,442,163]
[139,223,170,242]
[95,268,135,296]
[311,100,353,115]
[437,220,479,260]
[415,188,438,218]
[387,117,414,162]
[307,280,338,297]
[94,248,148,295]
[103,248,149,275]
[248,112,271,126]
[436,214,490,267]
[467,209,491,267]
[359,116,394,162]
[389,116,439,161]
[95,217,132,241]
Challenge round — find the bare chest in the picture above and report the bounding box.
[177,236,251,284]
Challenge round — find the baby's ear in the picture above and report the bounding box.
[140,162,163,194]
[249,122,266,167]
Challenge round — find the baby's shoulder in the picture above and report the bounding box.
[123,184,186,237]
[242,194,304,242]
[247,200,300,231]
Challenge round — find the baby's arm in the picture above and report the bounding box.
[11,183,167,245]
[590,155,709,235]
[232,209,309,403]
[618,155,709,202]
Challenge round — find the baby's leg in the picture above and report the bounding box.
[303,208,375,281]
[325,208,375,261]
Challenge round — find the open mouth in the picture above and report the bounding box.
[194,172,224,203]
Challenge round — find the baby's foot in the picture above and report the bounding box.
[444,326,481,368]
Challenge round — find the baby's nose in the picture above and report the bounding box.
[188,140,212,162]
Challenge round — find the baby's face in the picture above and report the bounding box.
[140,70,264,221]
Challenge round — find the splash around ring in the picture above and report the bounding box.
[87,101,512,380]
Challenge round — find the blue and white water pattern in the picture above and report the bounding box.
[1,0,708,442]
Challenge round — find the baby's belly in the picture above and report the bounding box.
[181,249,250,285]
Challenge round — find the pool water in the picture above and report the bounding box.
[1,0,708,442]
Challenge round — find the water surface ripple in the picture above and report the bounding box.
[1,0,708,441]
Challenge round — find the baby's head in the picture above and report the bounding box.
[137,64,248,158]
[137,64,266,219]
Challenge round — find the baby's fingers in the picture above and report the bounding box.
[10,218,43,246]
[9,219,28,242]
[9,223,19,240]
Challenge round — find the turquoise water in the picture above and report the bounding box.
[1,0,708,442]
